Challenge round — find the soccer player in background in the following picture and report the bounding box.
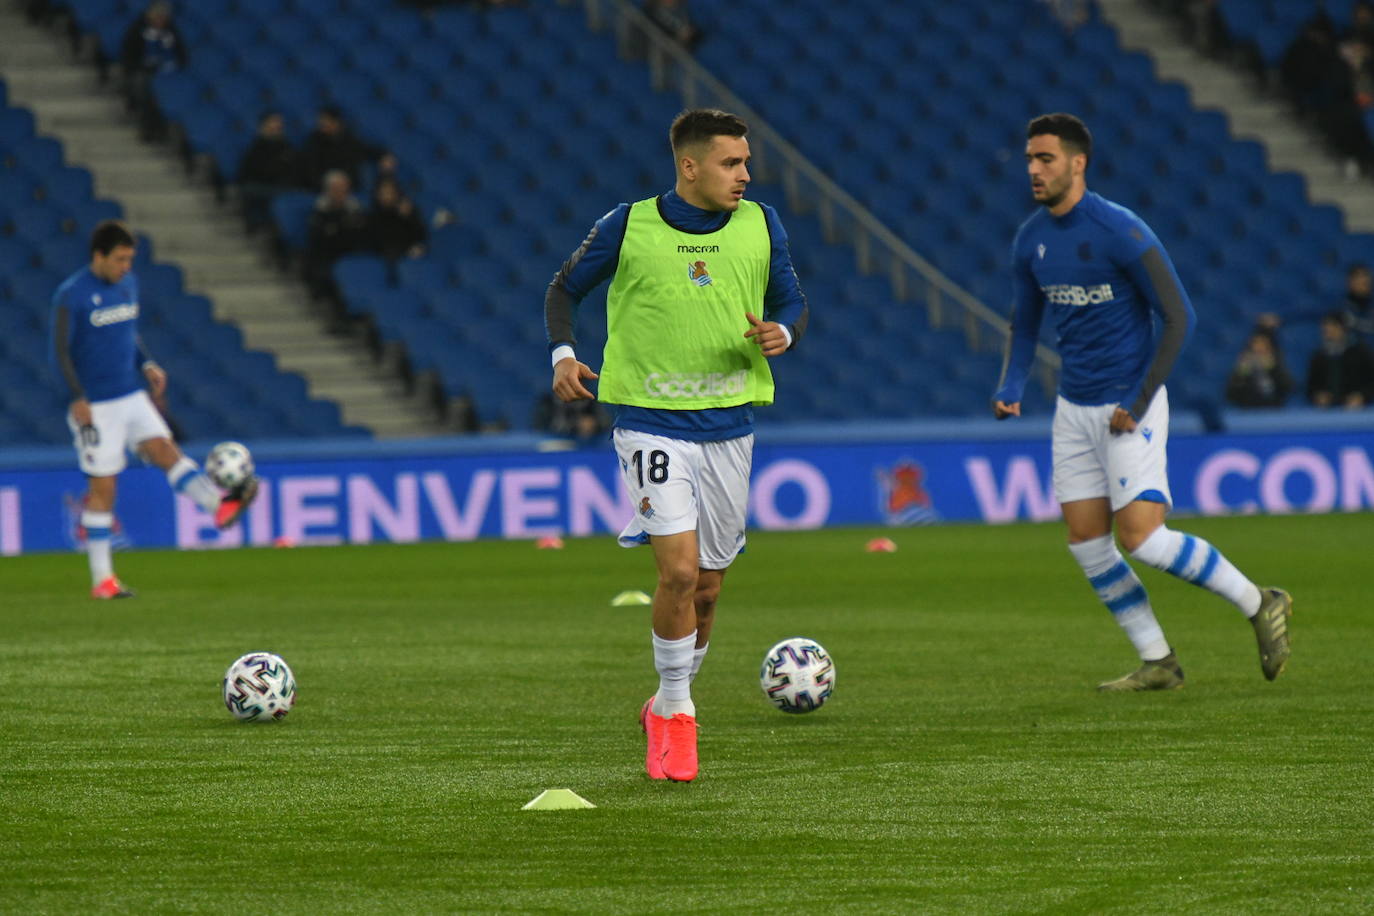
[51,220,258,598]
[993,114,1292,690]
[545,109,809,780]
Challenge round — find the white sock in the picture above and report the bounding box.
[1132,527,1262,618]
[1068,535,1170,661]
[166,456,220,512]
[651,630,696,718]
[83,509,114,586]
[689,643,709,683]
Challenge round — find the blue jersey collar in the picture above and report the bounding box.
[656,189,732,234]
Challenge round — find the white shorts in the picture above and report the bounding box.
[1052,387,1172,513]
[612,428,753,570]
[67,389,172,477]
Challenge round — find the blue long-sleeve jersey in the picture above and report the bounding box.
[995,190,1196,420]
[50,266,148,402]
[545,189,809,441]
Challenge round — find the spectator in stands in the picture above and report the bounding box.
[237,111,298,235]
[1188,0,1231,57]
[1225,328,1293,409]
[366,177,427,261]
[1340,262,1374,345]
[1280,15,1374,180]
[1281,16,1346,111]
[118,1,186,140]
[643,0,702,52]
[1307,311,1374,407]
[533,393,612,444]
[304,170,369,303]
[297,106,384,192]
[1349,1,1374,47]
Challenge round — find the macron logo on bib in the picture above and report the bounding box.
[89,302,139,326]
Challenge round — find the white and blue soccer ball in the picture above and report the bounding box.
[223,652,296,722]
[760,636,835,713]
[205,441,254,490]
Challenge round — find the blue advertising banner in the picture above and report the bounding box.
[2,424,1371,555]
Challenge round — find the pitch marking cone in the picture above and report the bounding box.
[610,589,652,606]
[522,789,596,810]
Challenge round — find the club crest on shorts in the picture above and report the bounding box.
[688,260,712,286]
[639,496,655,519]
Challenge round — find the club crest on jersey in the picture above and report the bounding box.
[1037,244,1046,259]
[638,497,655,519]
[688,260,712,286]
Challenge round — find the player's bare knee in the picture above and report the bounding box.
[1117,523,1160,554]
[139,437,180,469]
[1065,521,1110,544]
[694,582,721,618]
[657,563,698,600]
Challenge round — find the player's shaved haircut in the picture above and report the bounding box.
[1027,113,1093,166]
[669,108,748,155]
[90,220,136,255]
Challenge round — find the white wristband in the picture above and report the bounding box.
[551,345,576,368]
[779,325,793,349]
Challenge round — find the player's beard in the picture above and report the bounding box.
[1037,176,1071,210]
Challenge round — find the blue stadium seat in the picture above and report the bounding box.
[395,256,453,295]
[0,170,41,205]
[10,203,69,243]
[0,107,35,141]
[43,166,95,208]
[139,264,184,305]
[0,237,35,274]
[7,135,65,175]
[332,254,390,301]
[271,192,315,253]
[35,235,86,272]
[7,267,63,311]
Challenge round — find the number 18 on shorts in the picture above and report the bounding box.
[612,428,753,570]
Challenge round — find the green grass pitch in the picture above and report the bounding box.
[2,514,1371,913]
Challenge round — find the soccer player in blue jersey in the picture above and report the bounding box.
[545,109,809,780]
[993,114,1292,690]
[51,221,258,599]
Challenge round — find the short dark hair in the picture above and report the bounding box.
[1322,310,1348,330]
[669,108,748,153]
[1348,262,1370,277]
[1027,113,1093,166]
[90,220,135,255]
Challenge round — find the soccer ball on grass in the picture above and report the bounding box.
[760,636,834,713]
[205,441,254,490]
[223,652,296,722]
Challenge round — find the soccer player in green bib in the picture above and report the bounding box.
[545,109,810,782]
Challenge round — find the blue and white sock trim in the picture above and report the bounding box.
[81,509,113,540]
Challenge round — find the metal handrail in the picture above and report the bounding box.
[582,0,1061,398]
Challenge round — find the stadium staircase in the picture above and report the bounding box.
[1099,0,1374,232]
[0,1,437,439]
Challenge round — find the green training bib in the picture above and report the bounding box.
[598,197,774,409]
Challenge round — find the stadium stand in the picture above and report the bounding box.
[0,73,365,444]
[690,0,1372,414]
[32,0,1374,436]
